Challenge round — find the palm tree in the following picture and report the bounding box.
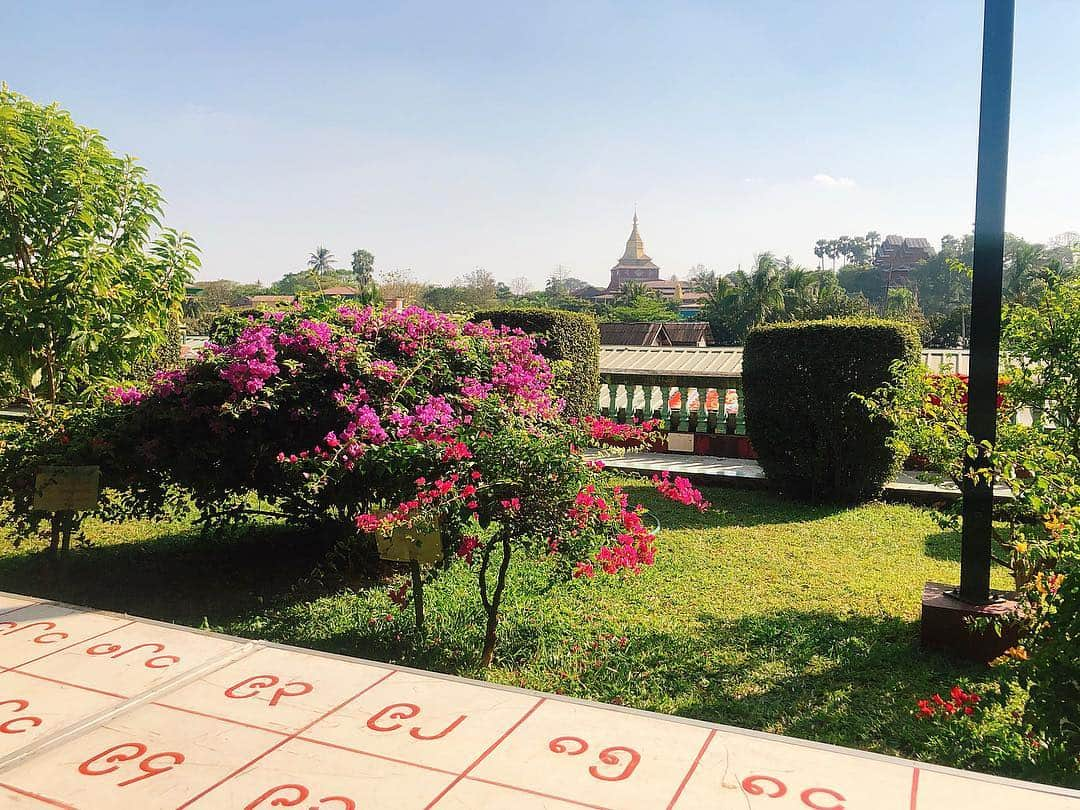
[865,230,881,258]
[782,265,816,318]
[1004,240,1047,303]
[616,280,649,305]
[814,240,828,271]
[307,246,337,274]
[735,253,786,333]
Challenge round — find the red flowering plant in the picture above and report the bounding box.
[915,685,982,720]
[4,304,708,664]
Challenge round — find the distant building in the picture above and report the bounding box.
[606,212,661,289]
[599,321,714,347]
[874,235,935,286]
[582,213,706,316]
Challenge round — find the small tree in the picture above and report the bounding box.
[0,86,199,405]
[350,249,375,287]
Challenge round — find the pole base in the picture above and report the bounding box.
[920,581,1019,663]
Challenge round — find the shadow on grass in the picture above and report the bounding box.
[0,522,335,626]
[924,530,962,563]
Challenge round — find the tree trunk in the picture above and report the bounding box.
[479,535,512,667]
[409,558,425,632]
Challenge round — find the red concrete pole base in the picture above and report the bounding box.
[920,581,1020,663]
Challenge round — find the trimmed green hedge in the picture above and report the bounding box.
[471,307,600,419]
[743,319,920,503]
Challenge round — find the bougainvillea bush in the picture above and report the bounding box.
[0,305,696,664]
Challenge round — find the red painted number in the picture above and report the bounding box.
[86,642,180,669]
[245,784,355,809]
[741,775,847,809]
[366,702,466,740]
[548,736,641,782]
[0,699,42,734]
[78,742,184,786]
[225,675,314,706]
[0,620,67,644]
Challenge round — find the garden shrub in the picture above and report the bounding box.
[743,318,920,502]
[471,307,599,420]
[1,304,693,665]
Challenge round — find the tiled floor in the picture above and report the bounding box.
[592,452,1015,500]
[0,593,1074,809]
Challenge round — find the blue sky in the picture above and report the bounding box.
[6,1,1080,287]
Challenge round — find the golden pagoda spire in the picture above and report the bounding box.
[622,209,648,262]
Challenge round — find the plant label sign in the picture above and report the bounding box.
[377,522,444,564]
[33,466,100,512]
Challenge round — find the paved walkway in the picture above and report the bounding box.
[0,593,1074,808]
[593,452,1015,502]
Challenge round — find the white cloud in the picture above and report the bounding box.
[812,173,857,188]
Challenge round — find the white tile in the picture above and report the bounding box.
[471,698,711,810]
[21,620,242,697]
[303,670,541,774]
[185,737,455,809]
[0,669,120,757]
[671,730,915,809]
[0,604,127,669]
[0,702,279,809]
[157,646,390,735]
[914,767,1080,809]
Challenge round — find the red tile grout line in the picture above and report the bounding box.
[423,696,546,809]
[665,727,716,809]
[0,601,39,618]
[1,619,135,673]
[153,700,509,781]
[174,668,399,809]
[291,735,460,777]
[464,775,614,810]
[153,701,294,739]
[910,767,921,810]
[0,782,77,809]
[6,668,128,699]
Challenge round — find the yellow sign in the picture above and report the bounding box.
[33,466,101,511]
[376,521,444,564]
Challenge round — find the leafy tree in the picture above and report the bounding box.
[269,270,348,296]
[614,280,649,306]
[0,87,199,405]
[910,234,972,316]
[182,279,267,334]
[510,276,533,295]
[421,285,473,312]
[350,249,374,286]
[456,266,498,309]
[602,294,677,323]
[377,268,427,304]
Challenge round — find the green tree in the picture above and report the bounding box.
[615,280,649,306]
[350,249,375,287]
[734,252,786,333]
[307,246,337,274]
[602,293,677,323]
[0,87,199,405]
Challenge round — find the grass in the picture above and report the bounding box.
[1,479,1071,787]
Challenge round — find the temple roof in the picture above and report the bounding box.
[610,213,659,272]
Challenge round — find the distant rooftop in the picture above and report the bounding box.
[600,345,970,378]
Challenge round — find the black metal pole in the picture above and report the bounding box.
[959,0,1014,604]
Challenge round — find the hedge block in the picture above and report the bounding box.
[743,318,920,502]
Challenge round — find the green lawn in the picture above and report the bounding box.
[1,479,1071,787]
